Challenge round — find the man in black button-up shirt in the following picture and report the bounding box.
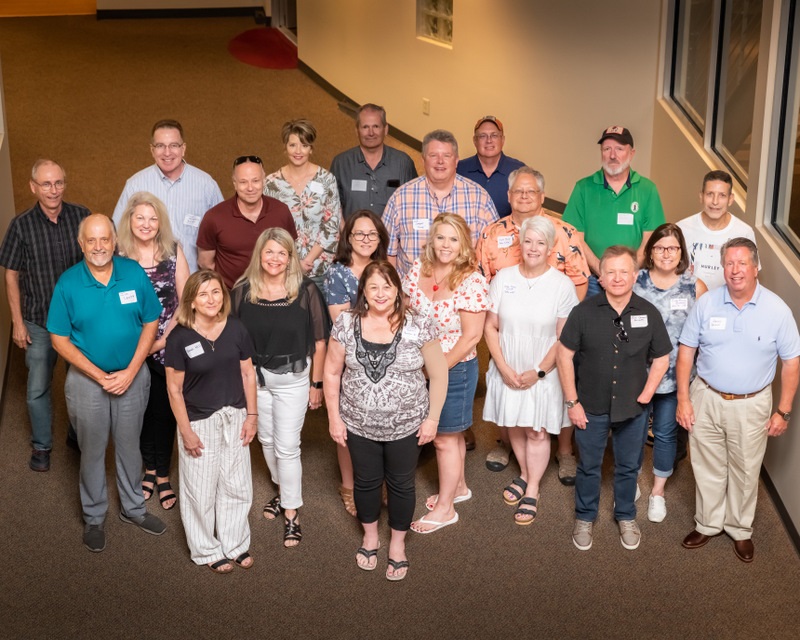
[0,159,90,472]
[557,245,671,552]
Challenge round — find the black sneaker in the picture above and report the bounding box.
[83,524,106,552]
[119,512,167,536]
[29,449,50,472]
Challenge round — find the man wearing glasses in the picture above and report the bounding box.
[112,119,224,272]
[196,156,296,288]
[456,115,524,218]
[557,245,671,551]
[0,159,90,472]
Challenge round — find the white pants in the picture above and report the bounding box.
[257,366,310,510]
[178,406,253,565]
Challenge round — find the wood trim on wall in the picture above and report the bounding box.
[0,0,95,17]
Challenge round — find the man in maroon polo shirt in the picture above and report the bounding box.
[197,156,297,288]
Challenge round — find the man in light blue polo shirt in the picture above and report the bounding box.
[676,237,800,563]
[48,214,167,553]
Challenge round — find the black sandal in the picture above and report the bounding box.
[208,559,233,574]
[514,496,539,526]
[356,546,379,571]
[157,481,177,511]
[142,472,156,501]
[503,476,528,506]
[263,495,281,520]
[386,558,409,581]
[283,513,302,548]
[234,552,253,569]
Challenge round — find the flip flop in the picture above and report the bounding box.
[425,489,473,511]
[355,545,380,571]
[410,512,459,534]
[386,558,409,582]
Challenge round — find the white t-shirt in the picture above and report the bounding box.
[677,212,756,290]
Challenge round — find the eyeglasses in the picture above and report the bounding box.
[475,133,502,142]
[233,155,263,168]
[151,142,184,152]
[351,231,380,241]
[31,179,66,191]
[510,188,541,197]
[652,246,681,256]
[613,316,629,343]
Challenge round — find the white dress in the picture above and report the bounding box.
[483,265,579,432]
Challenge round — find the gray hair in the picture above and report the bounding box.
[31,159,66,181]
[508,166,545,192]
[721,237,758,266]
[422,129,458,156]
[356,103,387,127]
[520,215,556,251]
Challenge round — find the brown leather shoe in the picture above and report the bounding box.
[733,539,754,563]
[682,530,712,549]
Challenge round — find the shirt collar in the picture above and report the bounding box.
[79,256,120,288]
[155,160,187,183]
[722,281,761,308]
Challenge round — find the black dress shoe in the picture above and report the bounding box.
[682,530,712,549]
[733,539,754,563]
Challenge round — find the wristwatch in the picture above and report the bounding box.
[778,409,791,421]
[537,369,546,379]
[565,399,580,409]
[311,381,323,389]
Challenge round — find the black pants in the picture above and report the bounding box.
[140,359,177,477]
[347,431,420,531]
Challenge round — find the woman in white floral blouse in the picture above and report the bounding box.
[264,119,341,290]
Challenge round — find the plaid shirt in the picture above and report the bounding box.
[0,201,90,327]
[383,174,498,279]
[475,210,590,285]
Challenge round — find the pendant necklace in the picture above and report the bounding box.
[432,269,449,292]
[195,326,217,351]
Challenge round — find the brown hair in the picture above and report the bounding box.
[175,270,230,327]
[642,223,689,274]
[352,260,407,333]
[281,119,317,148]
[333,210,389,266]
[599,245,638,272]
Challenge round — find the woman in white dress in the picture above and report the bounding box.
[483,216,579,524]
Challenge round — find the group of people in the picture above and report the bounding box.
[2,105,797,580]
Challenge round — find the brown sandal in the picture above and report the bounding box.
[339,485,357,517]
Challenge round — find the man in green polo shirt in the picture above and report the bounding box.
[563,126,665,297]
[48,214,167,552]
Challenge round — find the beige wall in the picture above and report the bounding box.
[296,0,662,204]
[0,58,16,399]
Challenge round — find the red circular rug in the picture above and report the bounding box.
[228,27,298,69]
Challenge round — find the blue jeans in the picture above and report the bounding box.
[649,392,678,478]
[574,410,647,521]
[24,320,59,451]
[586,275,603,298]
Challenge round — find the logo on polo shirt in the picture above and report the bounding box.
[631,202,639,213]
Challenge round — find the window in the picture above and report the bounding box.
[671,0,714,131]
[417,0,453,46]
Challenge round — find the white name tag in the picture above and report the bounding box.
[351,179,368,192]
[183,214,202,228]
[617,213,634,226]
[503,284,517,294]
[497,235,514,249]
[119,290,137,304]
[185,342,205,358]
[710,317,727,331]
[307,181,324,195]
[402,324,420,341]
[412,218,431,231]
[630,314,648,328]
[670,297,689,310]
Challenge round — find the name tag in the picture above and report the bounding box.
[185,342,205,358]
[183,214,202,228]
[497,235,514,249]
[402,324,420,341]
[617,213,634,226]
[351,179,368,192]
[670,297,689,310]
[630,314,648,328]
[503,284,517,294]
[709,317,727,330]
[412,218,431,231]
[307,181,324,195]
[119,290,137,304]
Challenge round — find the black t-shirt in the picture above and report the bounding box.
[165,317,255,421]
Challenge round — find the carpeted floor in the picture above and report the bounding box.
[0,15,799,640]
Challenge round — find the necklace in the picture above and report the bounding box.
[432,268,450,292]
[519,266,546,290]
[194,324,220,351]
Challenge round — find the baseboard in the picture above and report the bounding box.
[97,7,264,20]
[760,467,800,557]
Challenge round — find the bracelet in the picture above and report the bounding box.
[246,413,258,416]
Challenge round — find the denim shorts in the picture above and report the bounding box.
[438,358,479,433]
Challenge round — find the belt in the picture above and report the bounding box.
[700,378,767,400]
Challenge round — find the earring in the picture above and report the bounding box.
[365,301,369,310]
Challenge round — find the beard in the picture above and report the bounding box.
[602,159,631,177]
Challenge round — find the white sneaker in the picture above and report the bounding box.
[636,483,642,501]
[648,495,667,523]
[618,519,641,550]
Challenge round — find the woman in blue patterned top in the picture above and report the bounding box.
[324,209,388,517]
[634,223,706,523]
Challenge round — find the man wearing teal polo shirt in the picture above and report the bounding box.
[48,214,167,552]
[563,126,665,297]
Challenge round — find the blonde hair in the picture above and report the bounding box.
[421,213,478,290]
[237,228,304,303]
[175,270,230,327]
[116,191,177,261]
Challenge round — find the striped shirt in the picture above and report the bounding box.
[112,162,224,272]
[0,201,90,327]
[383,174,499,279]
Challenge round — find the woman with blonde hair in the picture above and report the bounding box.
[232,227,330,548]
[165,269,258,573]
[403,213,489,534]
[117,191,189,510]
